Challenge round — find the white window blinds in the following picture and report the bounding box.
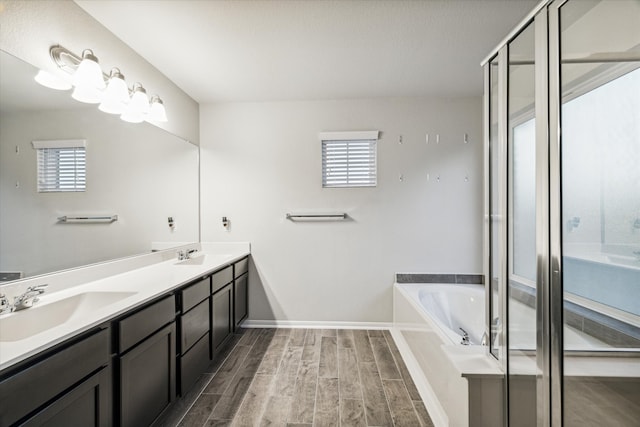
[319,131,379,188]
[32,140,86,193]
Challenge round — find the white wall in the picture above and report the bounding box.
[0,0,199,144]
[201,97,483,323]
[0,108,199,277]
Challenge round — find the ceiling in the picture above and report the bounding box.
[75,0,538,104]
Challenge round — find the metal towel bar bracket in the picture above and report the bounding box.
[58,215,118,223]
[286,213,347,220]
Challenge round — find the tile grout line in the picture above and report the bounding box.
[352,330,370,427]
[265,328,293,424]
[382,331,425,425]
[311,330,321,426]
[208,329,265,424]
[227,329,272,425]
[287,328,308,424]
[336,330,342,427]
[369,331,397,427]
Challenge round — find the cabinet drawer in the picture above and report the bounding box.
[180,298,210,353]
[118,295,175,353]
[211,266,232,294]
[0,328,109,427]
[180,334,210,395]
[181,276,210,312]
[234,257,249,278]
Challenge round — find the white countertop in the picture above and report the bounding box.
[0,244,249,371]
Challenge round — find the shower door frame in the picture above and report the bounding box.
[547,2,565,426]
[486,0,640,425]
[483,1,563,426]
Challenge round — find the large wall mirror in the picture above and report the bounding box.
[0,50,199,282]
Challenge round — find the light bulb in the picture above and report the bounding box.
[71,85,103,104]
[34,70,72,90]
[120,83,148,123]
[99,68,130,114]
[72,49,105,90]
[147,95,168,122]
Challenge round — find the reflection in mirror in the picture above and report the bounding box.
[560,2,640,426]
[0,50,199,282]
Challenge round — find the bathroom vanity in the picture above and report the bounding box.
[0,246,250,427]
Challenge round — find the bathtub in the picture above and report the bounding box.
[400,284,485,345]
[392,283,503,427]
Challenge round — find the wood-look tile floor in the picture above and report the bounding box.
[154,328,434,427]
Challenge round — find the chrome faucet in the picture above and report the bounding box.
[186,249,198,259]
[0,293,11,314]
[13,285,48,311]
[177,249,198,261]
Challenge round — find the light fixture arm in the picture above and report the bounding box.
[50,45,112,82]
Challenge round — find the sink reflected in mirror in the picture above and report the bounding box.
[0,291,136,342]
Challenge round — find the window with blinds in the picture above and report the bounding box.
[321,135,377,188]
[32,140,86,193]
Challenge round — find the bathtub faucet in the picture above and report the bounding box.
[481,331,489,346]
[459,327,470,345]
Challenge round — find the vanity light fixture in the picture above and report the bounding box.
[147,95,168,123]
[34,45,168,124]
[120,82,149,123]
[71,81,104,104]
[72,49,105,90]
[34,69,72,91]
[99,68,130,114]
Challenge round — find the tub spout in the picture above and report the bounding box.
[459,327,470,345]
[481,331,489,346]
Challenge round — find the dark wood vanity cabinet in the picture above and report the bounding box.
[114,295,176,427]
[0,328,111,427]
[177,260,249,394]
[233,257,249,328]
[0,255,250,427]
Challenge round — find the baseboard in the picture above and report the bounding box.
[389,327,449,427]
[241,319,392,330]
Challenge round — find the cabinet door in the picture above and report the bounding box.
[211,284,232,353]
[180,297,210,354]
[234,273,248,328]
[179,334,210,396]
[0,328,109,427]
[21,367,111,427]
[119,323,176,427]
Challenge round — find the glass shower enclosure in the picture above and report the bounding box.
[484,0,640,425]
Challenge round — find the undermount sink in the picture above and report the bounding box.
[0,291,136,342]
[175,254,230,266]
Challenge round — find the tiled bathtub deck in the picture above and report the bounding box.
[154,328,434,427]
